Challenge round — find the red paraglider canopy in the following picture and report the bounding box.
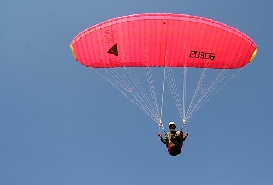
[70,13,257,69]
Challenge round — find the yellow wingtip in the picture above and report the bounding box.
[250,48,257,62]
[70,44,76,60]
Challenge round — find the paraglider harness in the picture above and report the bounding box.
[165,130,184,156]
[159,120,187,156]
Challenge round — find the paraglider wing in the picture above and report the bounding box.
[70,13,257,69]
[70,13,257,125]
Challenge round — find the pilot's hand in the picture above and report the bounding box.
[158,133,162,138]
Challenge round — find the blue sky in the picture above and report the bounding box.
[1,0,272,184]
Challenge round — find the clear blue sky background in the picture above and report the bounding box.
[1,0,272,185]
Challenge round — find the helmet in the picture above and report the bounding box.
[169,122,176,128]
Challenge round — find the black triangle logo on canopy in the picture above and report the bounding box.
[107,43,118,56]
